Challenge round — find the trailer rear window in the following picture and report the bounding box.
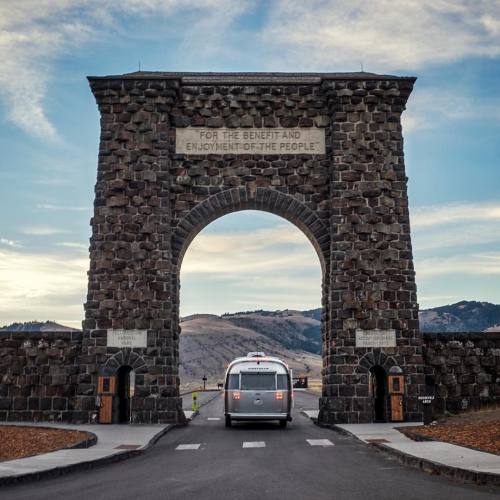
[277,374,289,390]
[240,373,276,391]
[227,374,239,390]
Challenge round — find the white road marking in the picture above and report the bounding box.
[242,441,266,448]
[176,444,201,450]
[306,439,334,447]
[207,417,220,420]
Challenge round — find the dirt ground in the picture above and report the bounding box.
[0,426,92,461]
[401,407,500,455]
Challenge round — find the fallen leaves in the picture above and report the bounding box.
[403,408,500,455]
[0,426,91,461]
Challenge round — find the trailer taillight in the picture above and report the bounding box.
[275,392,284,400]
[232,392,240,400]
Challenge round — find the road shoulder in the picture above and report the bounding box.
[0,422,173,486]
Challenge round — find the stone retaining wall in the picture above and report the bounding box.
[423,332,500,414]
[1,329,499,422]
[0,331,81,422]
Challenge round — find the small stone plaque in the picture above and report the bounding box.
[175,127,325,155]
[107,329,147,348]
[355,329,396,348]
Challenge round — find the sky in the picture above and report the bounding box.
[0,0,499,328]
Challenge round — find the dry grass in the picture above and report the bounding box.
[305,378,322,395]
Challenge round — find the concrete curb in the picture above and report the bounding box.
[331,424,500,487]
[371,442,500,486]
[0,424,175,487]
[299,410,318,423]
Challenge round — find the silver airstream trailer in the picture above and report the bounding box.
[224,352,293,427]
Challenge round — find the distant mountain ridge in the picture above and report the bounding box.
[3,300,499,338]
[3,301,499,387]
[0,321,79,332]
[419,301,500,333]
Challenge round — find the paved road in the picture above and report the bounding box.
[182,390,220,411]
[2,392,498,500]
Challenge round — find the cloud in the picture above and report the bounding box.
[56,241,88,250]
[20,225,68,236]
[37,203,89,212]
[410,201,500,304]
[418,294,459,304]
[0,0,248,139]
[0,238,22,248]
[180,222,323,315]
[0,247,88,326]
[403,88,500,132]
[410,201,500,253]
[416,252,500,277]
[181,225,321,275]
[263,0,500,72]
[411,201,500,228]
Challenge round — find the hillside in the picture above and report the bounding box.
[222,309,322,354]
[0,321,80,332]
[179,314,322,388]
[419,301,500,333]
[4,301,499,389]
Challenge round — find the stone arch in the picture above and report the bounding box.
[172,187,330,274]
[172,187,331,404]
[77,71,424,426]
[100,350,147,376]
[356,351,399,374]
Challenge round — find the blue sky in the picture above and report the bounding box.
[0,1,499,327]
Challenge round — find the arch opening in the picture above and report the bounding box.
[369,365,387,422]
[116,365,134,424]
[172,187,330,274]
[177,209,326,398]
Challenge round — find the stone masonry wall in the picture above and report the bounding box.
[319,76,424,423]
[0,331,81,422]
[1,329,499,423]
[423,332,500,415]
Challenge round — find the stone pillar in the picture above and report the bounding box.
[75,76,184,424]
[319,77,424,424]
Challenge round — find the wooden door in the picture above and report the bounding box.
[390,394,404,422]
[388,375,404,394]
[99,395,113,424]
[98,376,116,424]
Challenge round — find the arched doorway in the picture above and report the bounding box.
[369,365,387,422]
[116,365,133,424]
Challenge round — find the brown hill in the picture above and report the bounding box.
[179,314,321,389]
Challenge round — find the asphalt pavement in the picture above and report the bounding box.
[2,392,498,500]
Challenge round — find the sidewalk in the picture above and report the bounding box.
[337,422,500,485]
[301,411,500,484]
[0,422,172,485]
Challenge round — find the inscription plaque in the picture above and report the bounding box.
[107,329,147,348]
[176,127,325,155]
[355,329,396,348]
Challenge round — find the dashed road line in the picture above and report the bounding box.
[207,417,221,421]
[176,444,201,450]
[306,439,334,447]
[242,441,266,448]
